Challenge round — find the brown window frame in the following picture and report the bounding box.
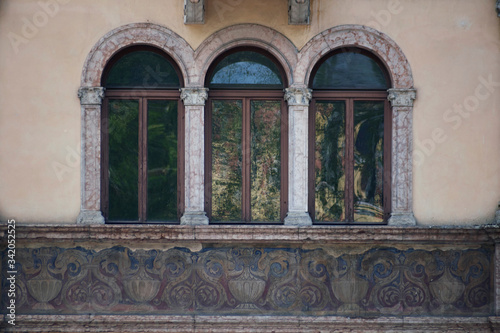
[308,90,392,224]
[101,89,185,223]
[204,90,288,224]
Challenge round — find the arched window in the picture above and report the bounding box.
[309,48,392,224]
[101,46,183,223]
[205,48,287,223]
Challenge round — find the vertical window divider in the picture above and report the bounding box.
[138,98,147,222]
[308,98,316,223]
[243,97,251,222]
[281,98,289,222]
[102,98,110,220]
[383,99,392,222]
[345,98,354,223]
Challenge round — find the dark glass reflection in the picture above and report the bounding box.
[105,51,180,89]
[212,100,243,221]
[250,101,281,222]
[312,52,389,90]
[108,100,139,221]
[209,51,283,89]
[315,101,345,222]
[353,101,384,222]
[147,100,178,221]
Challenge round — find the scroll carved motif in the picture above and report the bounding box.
[8,245,492,316]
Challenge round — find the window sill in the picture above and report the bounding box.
[5,223,499,245]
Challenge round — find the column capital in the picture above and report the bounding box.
[180,87,209,106]
[284,87,312,106]
[78,87,105,105]
[387,88,416,108]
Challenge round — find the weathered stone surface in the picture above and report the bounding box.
[2,244,493,316]
[4,315,499,332]
[288,0,310,25]
[184,0,204,24]
[388,88,417,107]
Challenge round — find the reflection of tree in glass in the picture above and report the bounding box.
[108,100,139,221]
[315,102,345,222]
[209,51,283,89]
[250,101,281,222]
[147,101,178,221]
[353,102,384,222]
[212,100,243,221]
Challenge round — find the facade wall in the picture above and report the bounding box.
[0,0,499,225]
[1,1,500,330]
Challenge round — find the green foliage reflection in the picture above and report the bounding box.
[108,100,139,221]
[250,101,281,222]
[212,100,243,221]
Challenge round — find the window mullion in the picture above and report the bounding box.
[138,98,148,222]
[345,98,354,222]
[242,98,251,222]
[101,98,110,220]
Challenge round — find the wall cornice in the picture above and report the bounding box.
[2,224,498,245]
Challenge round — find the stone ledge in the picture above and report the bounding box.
[2,315,498,332]
[1,224,499,245]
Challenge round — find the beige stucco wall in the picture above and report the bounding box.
[0,0,498,225]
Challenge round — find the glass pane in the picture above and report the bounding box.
[209,51,283,89]
[353,101,385,222]
[312,52,389,90]
[315,101,345,222]
[108,100,139,221]
[251,101,281,222]
[105,50,180,89]
[147,100,178,221]
[212,100,243,221]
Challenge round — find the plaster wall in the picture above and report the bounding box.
[0,0,498,224]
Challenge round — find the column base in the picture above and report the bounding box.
[181,211,209,225]
[388,212,417,226]
[284,211,312,226]
[495,209,500,224]
[77,210,105,225]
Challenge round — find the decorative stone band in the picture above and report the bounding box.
[180,88,209,106]
[387,88,416,108]
[184,0,204,24]
[78,87,105,105]
[284,87,312,106]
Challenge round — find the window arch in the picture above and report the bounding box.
[309,48,392,224]
[101,46,184,223]
[204,48,288,223]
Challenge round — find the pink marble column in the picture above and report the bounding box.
[387,88,417,226]
[284,87,312,226]
[77,87,105,224]
[180,88,209,225]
